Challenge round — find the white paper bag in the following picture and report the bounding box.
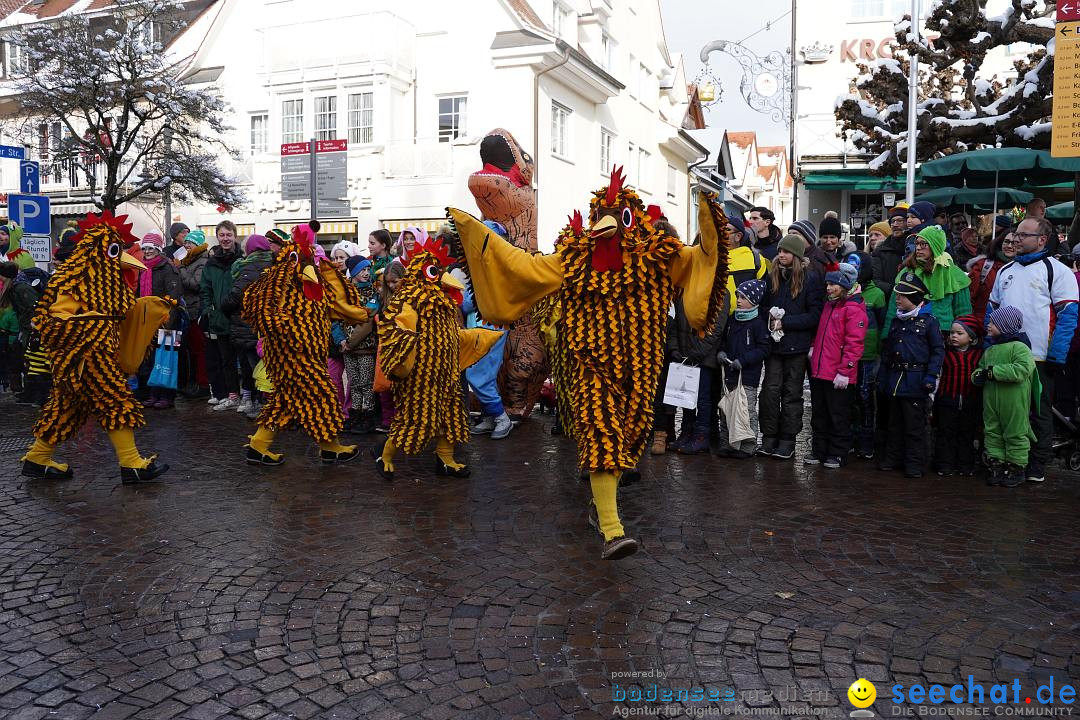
[719,368,755,444]
[663,362,700,409]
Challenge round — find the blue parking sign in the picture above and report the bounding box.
[8,194,51,236]
[19,160,39,194]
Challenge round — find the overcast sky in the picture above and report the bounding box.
[660,0,799,162]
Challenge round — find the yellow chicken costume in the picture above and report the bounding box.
[21,211,173,483]
[241,222,369,465]
[374,236,501,480]
[449,170,728,559]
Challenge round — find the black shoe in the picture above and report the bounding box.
[435,457,470,477]
[551,418,564,436]
[321,446,360,464]
[758,437,778,456]
[904,470,924,479]
[731,449,754,459]
[877,462,898,472]
[823,456,842,469]
[371,445,394,481]
[602,536,639,560]
[245,446,285,466]
[619,469,641,487]
[772,440,795,459]
[21,460,73,480]
[936,468,953,477]
[855,449,875,460]
[1001,464,1025,488]
[121,461,169,484]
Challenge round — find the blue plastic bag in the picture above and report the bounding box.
[147,331,179,390]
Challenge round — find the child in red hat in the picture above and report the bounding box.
[933,314,984,477]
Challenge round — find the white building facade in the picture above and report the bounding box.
[0,0,708,253]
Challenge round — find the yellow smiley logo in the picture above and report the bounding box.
[847,678,877,708]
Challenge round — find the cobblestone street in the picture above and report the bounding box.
[0,397,1077,720]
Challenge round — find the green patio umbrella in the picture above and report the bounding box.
[921,148,1080,189]
[914,186,1033,207]
[1046,202,1075,223]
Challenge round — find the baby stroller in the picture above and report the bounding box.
[1052,407,1080,472]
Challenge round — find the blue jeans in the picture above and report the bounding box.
[465,331,508,415]
[853,359,879,454]
[693,367,714,435]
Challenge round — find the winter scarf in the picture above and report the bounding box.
[915,227,970,302]
[896,302,923,321]
[231,250,273,280]
[734,307,759,321]
[180,243,208,267]
[990,330,1031,349]
[139,254,166,297]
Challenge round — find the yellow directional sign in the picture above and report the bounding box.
[1052,21,1080,157]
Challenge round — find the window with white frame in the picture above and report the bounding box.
[281,99,304,144]
[667,164,677,198]
[250,114,268,155]
[438,95,467,142]
[550,102,571,157]
[551,1,574,39]
[628,54,638,98]
[4,40,23,76]
[599,128,614,175]
[600,32,614,71]
[348,92,374,144]
[314,95,337,141]
[637,148,650,189]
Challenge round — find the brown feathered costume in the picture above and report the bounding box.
[449,171,728,559]
[241,222,370,465]
[374,237,501,480]
[22,211,173,482]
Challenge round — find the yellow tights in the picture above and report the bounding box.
[107,428,151,469]
[589,471,624,541]
[435,437,464,469]
[248,427,283,461]
[22,439,69,473]
[381,438,397,472]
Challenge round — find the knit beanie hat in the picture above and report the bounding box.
[185,229,206,246]
[988,305,1023,336]
[907,201,936,224]
[346,255,372,278]
[994,215,1013,231]
[952,314,983,341]
[266,228,290,245]
[778,233,806,259]
[845,251,873,285]
[787,220,817,245]
[825,262,858,290]
[869,221,892,238]
[840,239,858,257]
[331,240,363,258]
[736,278,766,306]
[168,222,189,241]
[916,226,948,259]
[140,232,165,249]
[245,234,271,254]
[0,262,17,279]
[819,216,843,239]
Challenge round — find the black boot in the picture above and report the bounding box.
[758,437,778,456]
[121,461,169,484]
[1000,463,1025,488]
[985,458,1004,486]
[21,460,73,480]
[773,440,795,459]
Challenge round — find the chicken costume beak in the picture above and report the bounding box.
[440,272,464,306]
[589,214,619,240]
[120,250,146,290]
[301,264,323,301]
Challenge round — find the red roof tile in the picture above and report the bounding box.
[727,131,756,150]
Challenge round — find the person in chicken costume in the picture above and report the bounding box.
[21,211,173,483]
[448,168,728,560]
[242,222,371,465]
[373,235,502,480]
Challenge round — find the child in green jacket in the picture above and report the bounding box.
[972,305,1039,488]
[847,252,886,458]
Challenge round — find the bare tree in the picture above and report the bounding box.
[4,0,244,211]
[835,0,1055,176]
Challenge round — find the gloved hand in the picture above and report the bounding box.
[972,368,987,386]
[716,351,730,365]
[728,359,742,371]
[924,375,937,394]
[832,373,850,390]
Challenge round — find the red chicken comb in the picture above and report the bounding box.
[422,235,456,268]
[605,166,626,205]
[568,209,583,235]
[646,204,664,222]
[291,223,316,255]
[76,210,138,245]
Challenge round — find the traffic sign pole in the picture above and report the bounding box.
[309,139,318,221]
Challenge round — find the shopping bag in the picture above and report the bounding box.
[372,348,391,393]
[718,368,755,444]
[147,331,179,390]
[662,361,700,409]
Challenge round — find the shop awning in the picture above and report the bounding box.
[802,171,921,191]
[199,224,255,237]
[382,219,446,233]
[274,221,357,234]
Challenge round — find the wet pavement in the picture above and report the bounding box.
[0,396,1078,720]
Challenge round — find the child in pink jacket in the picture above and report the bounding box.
[807,263,867,468]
